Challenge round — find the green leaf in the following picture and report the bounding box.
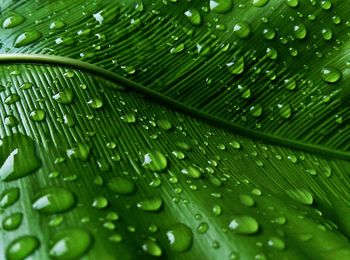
[0,0,350,259]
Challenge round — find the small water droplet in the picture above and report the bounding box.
[209,0,233,13]
[228,215,259,234]
[181,166,202,179]
[2,212,23,231]
[0,187,20,208]
[137,197,163,212]
[233,22,251,39]
[53,89,74,104]
[184,8,202,26]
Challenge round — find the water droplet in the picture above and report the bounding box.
[2,212,23,231]
[181,166,202,179]
[320,67,342,83]
[227,57,245,75]
[239,194,255,207]
[108,176,136,195]
[14,31,42,48]
[4,115,19,127]
[267,237,286,250]
[197,222,209,234]
[0,134,41,181]
[170,43,185,54]
[121,113,136,123]
[286,0,299,7]
[49,229,92,259]
[66,143,90,161]
[166,223,193,252]
[277,104,292,119]
[49,20,66,30]
[53,89,74,104]
[0,188,19,208]
[157,119,172,131]
[92,196,109,209]
[142,151,168,172]
[228,215,259,234]
[137,197,163,212]
[252,0,270,7]
[212,204,222,215]
[32,187,76,214]
[321,28,333,40]
[4,94,20,105]
[87,98,103,109]
[184,8,202,26]
[142,240,162,256]
[233,22,251,39]
[286,189,313,205]
[6,236,40,260]
[293,23,307,39]
[30,109,46,122]
[209,0,233,13]
[2,13,25,29]
[250,105,263,117]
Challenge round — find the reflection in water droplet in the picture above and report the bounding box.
[142,151,168,172]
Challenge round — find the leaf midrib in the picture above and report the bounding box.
[0,53,348,161]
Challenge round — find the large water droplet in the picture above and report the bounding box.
[32,187,76,214]
[181,166,202,179]
[209,0,233,13]
[137,197,163,212]
[53,89,74,104]
[2,13,25,29]
[142,151,167,172]
[166,223,193,252]
[233,22,251,39]
[14,31,42,48]
[49,229,92,259]
[228,215,259,234]
[142,240,162,256]
[0,187,20,208]
[0,134,41,181]
[320,67,342,83]
[184,8,202,26]
[286,189,313,205]
[6,235,40,260]
[2,212,23,231]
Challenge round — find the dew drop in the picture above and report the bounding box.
[166,223,193,252]
[320,66,342,83]
[6,235,40,260]
[49,229,92,259]
[184,8,202,26]
[252,0,270,7]
[0,134,41,181]
[142,240,162,257]
[209,0,233,14]
[53,89,74,104]
[137,197,163,212]
[2,212,23,231]
[286,189,313,205]
[14,31,42,48]
[233,22,251,39]
[181,166,202,179]
[142,151,168,172]
[0,187,20,208]
[2,13,25,29]
[32,187,76,214]
[228,215,259,234]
